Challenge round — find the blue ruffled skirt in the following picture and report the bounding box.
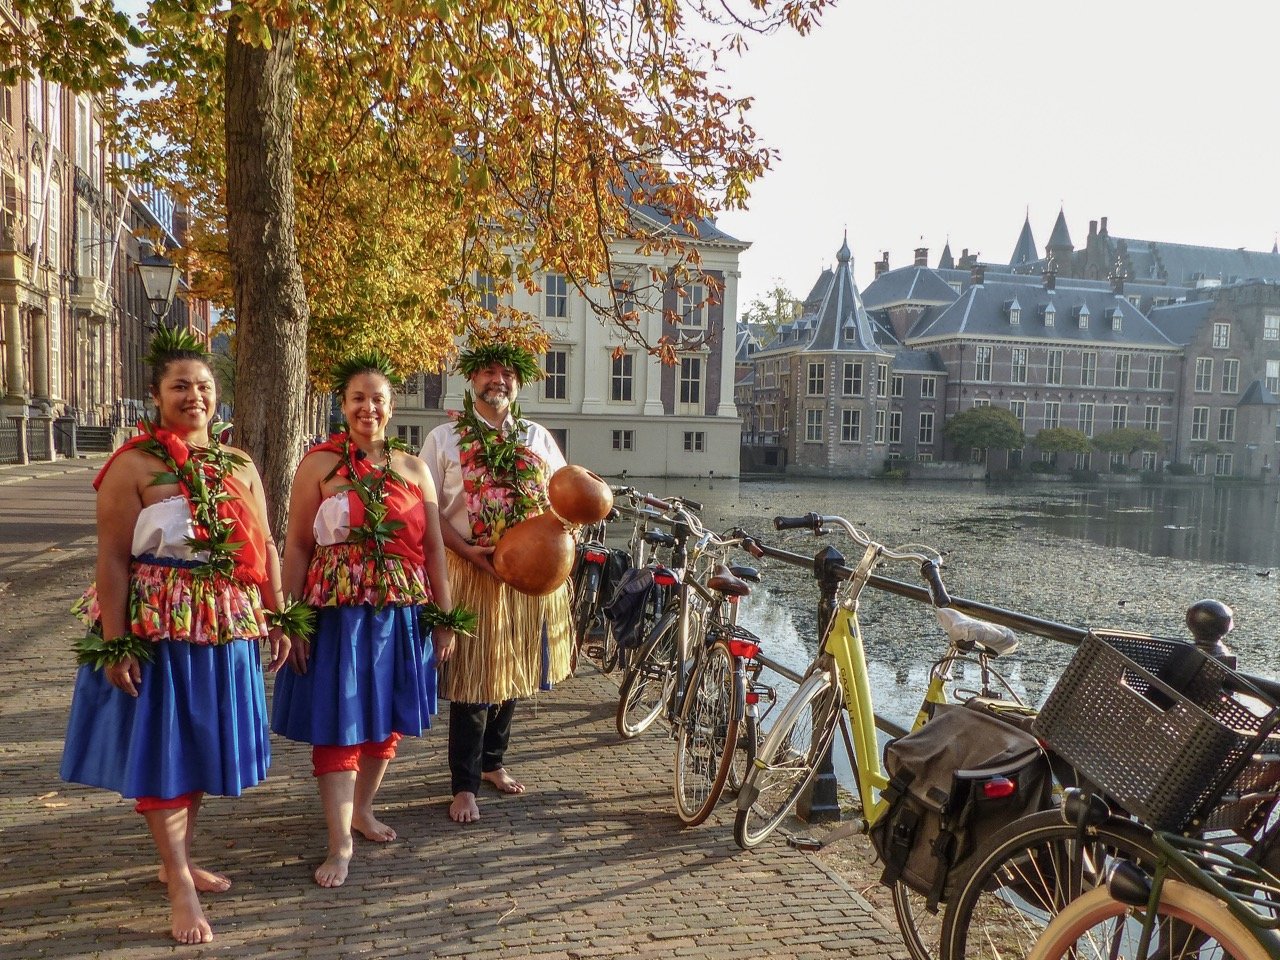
[60,639,270,800]
[271,605,437,746]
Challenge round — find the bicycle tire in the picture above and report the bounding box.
[615,609,679,740]
[1027,881,1267,960]
[893,880,946,960]
[600,622,620,674]
[573,564,601,649]
[941,810,1165,960]
[733,670,841,850]
[726,709,759,796]
[673,642,741,826]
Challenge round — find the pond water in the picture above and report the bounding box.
[623,477,1280,732]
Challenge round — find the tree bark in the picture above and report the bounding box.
[224,19,309,540]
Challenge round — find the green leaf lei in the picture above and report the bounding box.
[265,600,317,641]
[418,602,478,637]
[457,392,523,480]
[324,433,410,596]
[73,630,155,670]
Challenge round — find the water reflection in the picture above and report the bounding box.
[626,476,1280,731]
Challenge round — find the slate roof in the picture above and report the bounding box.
[1146,300,1213,346]
[1010,216,1039,268]
[1114,237,1280,286]
[800,237,885,354]
[938,242,954,270]
[1047,209,1073,250]
[1239,380,1279,406]
[910,278,1178,348]
[617,167,746,246]
[860,265,961,310]
[735,324,762,363]
[891,349,946,374]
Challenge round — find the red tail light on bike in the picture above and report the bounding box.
[746,692,760,705]
[726,639,760,660]
[583,549,608,565]
[653,569,679,587]
[981,777,1017,800]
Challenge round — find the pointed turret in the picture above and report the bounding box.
[1009,213,1038,267]
[1047,207,1073,254]
[938,241,954,270]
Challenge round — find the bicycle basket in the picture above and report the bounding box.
[1033,629,1280,831]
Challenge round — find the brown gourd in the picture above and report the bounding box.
[492,511,576,596]
[547,465,613,525]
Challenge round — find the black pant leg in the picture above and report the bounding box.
[448,700,488,795]
[481,699,517,774]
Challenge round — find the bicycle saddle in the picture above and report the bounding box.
[708,564,752,597]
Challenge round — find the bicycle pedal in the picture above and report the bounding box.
[786,835,823,852]
[585,645,606,660]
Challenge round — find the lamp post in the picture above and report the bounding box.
[136,247,180,328]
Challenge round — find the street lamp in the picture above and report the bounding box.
[136,247,180,327]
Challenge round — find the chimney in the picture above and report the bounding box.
[874,251,890,279]
[970,264,985,286]
[1089,220,1098,238]
[958,248,976,269]
[914,247,928,267]
[1100,216,1109,236]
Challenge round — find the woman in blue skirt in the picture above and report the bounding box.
[272,353,460,888]
[60,330,293,944]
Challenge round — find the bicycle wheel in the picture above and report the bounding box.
[599,622,621,674]
[573,564,601,649]
[893,880,946,960]
[733,670,841,850]
[615,609,678,739]
[673,642,741,826]
[941,810,1165,960]
[726,710,760,796]
[1027,881,1267,960]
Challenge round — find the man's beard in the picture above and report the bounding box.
[480,386,512,409]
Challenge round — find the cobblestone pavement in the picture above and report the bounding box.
[0,472,909,960]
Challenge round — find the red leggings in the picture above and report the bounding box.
[312,733,403,777]
[134,791,201,815]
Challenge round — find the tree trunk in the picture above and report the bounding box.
[224,19,309,540]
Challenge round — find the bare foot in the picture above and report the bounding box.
[159,863,231,893]
[449,791,480,823]
[165,876,214,944]
[314,847,352,888]
[481,768,525,794]
[352,812,397,843]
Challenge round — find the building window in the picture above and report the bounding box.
[1046,350,1063,386]
[1192,453,1207,476]
[542,350,568,400]
[888,411,902,443]
[1141,451,1157,471]
[683,430,705,452]
[1194,358,1213,392]
[974,346,992,382]
[877,363,888,395]
[1221,358,1239,394]
[1114,354,1130,389]
[1078,402,1095,437]
[1212,322,1231,349]
[1265,315,1280,341]
[679,356,702,408]
[919,412,934,445]
[1111,310,1123,332]
[612,429,634,451]
[1081,351,1097,386]
[1144,405,1160,433]
[610,353,634,402]
[805,408,823,442]
[680,282,706,329]
[395,424,422,449]
[1147,355,1163,390]
[1267,360,1280,394]
[1009,399,1025,427]
[806,361,825,396]
[1078,306,1090,329]
[1009,303,1021,325]
[874,409,886,443]
[891,374,904,398]
[1011,348,1028,384]
[840,409,861,443]
[544,272,568,318]
[972,398,991,408]
[476,272,499,312]
[1112,404,1128,431]
[76,97,90,171]
[842,361,863,397]
[1043,303,1056,326]
[46,180,60,269]
[1215,453,1233,476]
[1191,406,1210,441]
[920,376,936,399]
[1218,408,1236,442]
[1043,401,1060,430]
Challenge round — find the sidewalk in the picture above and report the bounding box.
[0,546,909,960]
[0,453,107,485]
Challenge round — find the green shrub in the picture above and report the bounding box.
[1168,463,1195,476]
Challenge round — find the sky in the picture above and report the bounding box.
[712,0,1280,308]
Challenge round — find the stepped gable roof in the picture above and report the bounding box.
[938,242,954,270]
[891,349,946,373]
[861,265,960,309]
[1010,215,1039,267]
[1114,237,1280,285]
[1147,299,1213,346]
[801,237,885,354]
[1240,380,1280,406]
[1047,208,1073,250]
[909,277,1177,348]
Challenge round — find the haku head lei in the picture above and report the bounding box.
[144,327,210,367]
[329,350,403,396]
[456,343,545,384]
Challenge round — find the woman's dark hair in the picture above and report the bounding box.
[145,328,213,395]
[329,351,401,398]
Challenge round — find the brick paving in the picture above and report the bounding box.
[0,465,909,960]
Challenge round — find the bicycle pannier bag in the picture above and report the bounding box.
[869,703,1052,909]
[602,567,658,650]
